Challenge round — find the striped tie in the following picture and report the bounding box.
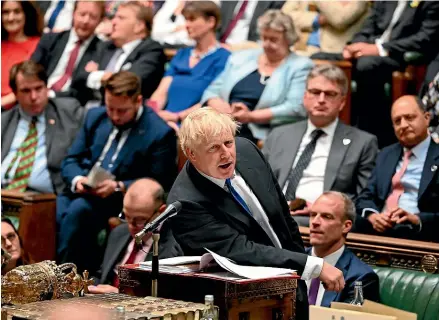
[5,118,38,192]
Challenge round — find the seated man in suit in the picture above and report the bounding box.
[1,61,84,195]
[343,1,439,147]
[57,71,178,274]
[355,95,439,242]
[88,178,182,294]
[167,107,345,320]
[31,1,105,106]
[307,191,379,307]
[263,64,378,227]
[84,1,166,103]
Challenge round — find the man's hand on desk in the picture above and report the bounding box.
[367,212,394,233]
[319,261,345,292]
[93,179,118,198]
[87,284,119,294]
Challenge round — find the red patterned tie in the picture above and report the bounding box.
[112,244,140,288]
[50,40,82,92]
[220,0,249,43]
[385,150,412,210]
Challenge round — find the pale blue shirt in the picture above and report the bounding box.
[1,111,54,193]
[397,136,431,214]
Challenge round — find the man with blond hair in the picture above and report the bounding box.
[167,107,345,319]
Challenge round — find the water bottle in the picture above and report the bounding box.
[350,281,364,306]
[200,295,218,320]
[114,305,126,320]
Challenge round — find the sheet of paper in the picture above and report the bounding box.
[205,249,296,280]
[87,164,115,187]
[140,256,203,267]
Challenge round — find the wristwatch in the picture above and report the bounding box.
[114,181,123,192]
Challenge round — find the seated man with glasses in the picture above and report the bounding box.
[263,64,378,227]
[88,178,182,294]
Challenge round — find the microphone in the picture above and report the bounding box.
[135,201,182,245]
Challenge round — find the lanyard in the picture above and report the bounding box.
[95,128,129,168]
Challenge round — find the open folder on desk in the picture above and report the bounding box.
[139,248,296,280]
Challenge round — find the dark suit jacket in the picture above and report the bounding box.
[218,1,285,42]
[79,39,166,100]
[61,107,177,192]
[167,137,310,319]
[306,247,379,307]
[95,223,183,285]
[356,140,439,242]
[351,1,439,62]
[263,120,378,200]
[1,98,84,194]
[31,30,101,106]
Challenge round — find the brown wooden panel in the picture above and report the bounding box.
[1,190,56,263]
[299,226,439,273]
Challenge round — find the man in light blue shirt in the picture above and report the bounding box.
[1,60,83,194]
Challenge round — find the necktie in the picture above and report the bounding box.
[47,0,66,30]
[5,118,38,192]
[308,278,320,305]
[220,0,249,43]
[100,130,123,170]
[226,178,252,216]
[51,40,82,92]
[112,244,140,288]
[285,129,325,201]
[105,48,124,72]
[385,150,412,210]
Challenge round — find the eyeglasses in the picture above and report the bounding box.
[118,211,149,228]
[1,233,17,246]
[307,89,342,101]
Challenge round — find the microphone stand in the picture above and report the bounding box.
[151,230,160,297]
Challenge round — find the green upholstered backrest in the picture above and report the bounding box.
[373,267,439,320]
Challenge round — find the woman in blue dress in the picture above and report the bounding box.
[149,1,230,131]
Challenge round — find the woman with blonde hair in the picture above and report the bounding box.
[201,9,313,143]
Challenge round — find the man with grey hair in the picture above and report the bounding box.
[307,191,379,307]
[263,64,379,226]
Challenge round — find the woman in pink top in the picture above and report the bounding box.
[1,1,43,109]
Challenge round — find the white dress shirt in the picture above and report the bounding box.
[44,0,75,31]
[306,245,345,306]
[198,169,323,281]
[47,29,94,94]
[113,237,153,276]
[283,119,338,203]
[86,39,143,90]
[222,0,258,45]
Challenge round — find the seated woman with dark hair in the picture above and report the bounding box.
[149,1,230,131]
[201,9,313,143]
[1,217,28,275]
[1,0,43,109]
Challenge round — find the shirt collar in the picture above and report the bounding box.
[306,118,338,138]
[406,135,431,160]
[197,169,236,189]
[121,39,143,56]
[69,28,94,47]
[18,107,45,123]
[311,244,345,266]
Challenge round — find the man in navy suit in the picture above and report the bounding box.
[307,191,379,307]
[56,71,178,274]
[355,95,439,242]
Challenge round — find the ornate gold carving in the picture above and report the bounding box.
[1,261,91,305]
[421,255,438,274]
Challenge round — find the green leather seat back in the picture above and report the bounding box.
[373,267,439,320]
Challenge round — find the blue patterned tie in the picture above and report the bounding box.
[225,178,252,216]
[47,1,66,30]
[285,129,324,200]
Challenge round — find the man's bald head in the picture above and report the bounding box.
[391,95,430,148]
[123,179,165,237]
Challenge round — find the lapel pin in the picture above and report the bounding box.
[49,119,55,125]
[343,138,351,146]
[431,165,437,172]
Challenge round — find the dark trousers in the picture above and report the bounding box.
[56,192,123,274]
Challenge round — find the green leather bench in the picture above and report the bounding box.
[374,267,439,320]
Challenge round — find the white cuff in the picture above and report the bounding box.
[87,71,105,90]
[361,208,379,218]
[48,90,56,98]
[375,39,388,57]
[301,255,323,281]
[71,176,85,193]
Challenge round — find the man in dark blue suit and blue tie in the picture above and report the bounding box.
[306,191,379,307]
[56,71,178,273]
[355,95,439,242]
